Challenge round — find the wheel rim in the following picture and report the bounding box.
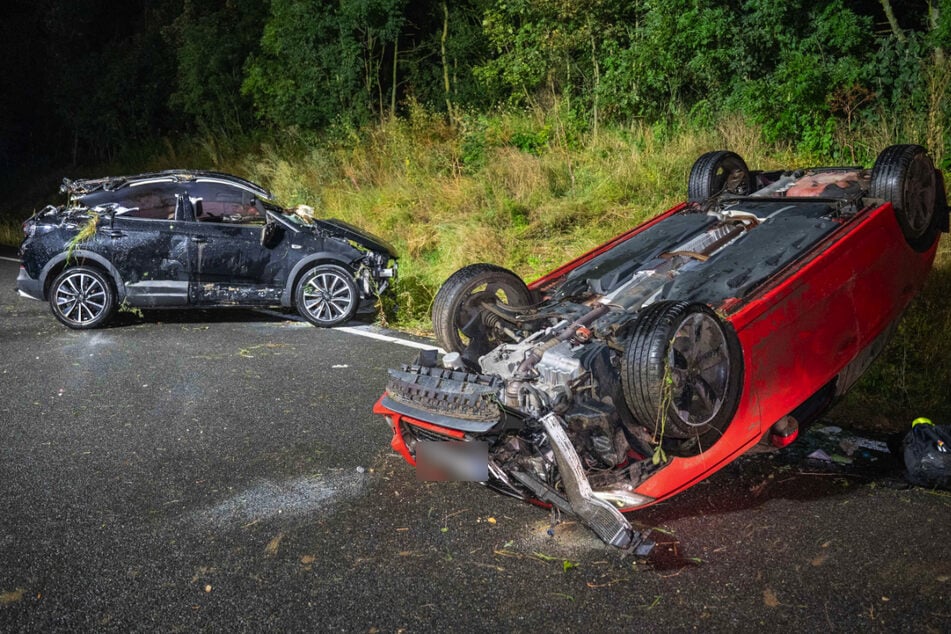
[55,272,107,325]
[302,271,354,324]
[454,282,519,346]
[903,155,936,236]
[667,312,731,427]
[715,159,749,195]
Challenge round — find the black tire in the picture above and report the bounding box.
[869,144,940,252]
[432,263,532,355]
[48,265,117,329]
[621,301,743,451]
[688,150,753,202]
[295,264,359,327]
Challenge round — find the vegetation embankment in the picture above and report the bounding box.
[236,111,951,428]
[10,108,946,427]
[1,0,948,426]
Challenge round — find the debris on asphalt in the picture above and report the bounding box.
[0,588,25,605]
[807,449,832,462]
[264,533,284,556]
[778,423,900,477]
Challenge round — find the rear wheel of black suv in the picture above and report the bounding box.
[49,266,117,329]
[295,264,359,327]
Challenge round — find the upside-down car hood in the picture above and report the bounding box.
[313,218,397,259]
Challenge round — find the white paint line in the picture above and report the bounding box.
[0,256,20,263]
[253,306,445,354]
[337,325,446,354]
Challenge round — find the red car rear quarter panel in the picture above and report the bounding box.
[733,202,936,430]
[631,377,764,503]
[633,202,938,503]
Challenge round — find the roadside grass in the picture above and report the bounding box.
[0,217,21,248]
[1,109,947,426]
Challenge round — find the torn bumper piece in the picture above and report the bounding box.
[539,412,635,548]
[378,364,655,550]
[385,365,503,424]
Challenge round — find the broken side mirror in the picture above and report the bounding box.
[261,220,284,248]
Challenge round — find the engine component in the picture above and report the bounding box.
[535,341,584,393]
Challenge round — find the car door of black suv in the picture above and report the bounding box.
[104,183,190,306]
[184,182,288,306]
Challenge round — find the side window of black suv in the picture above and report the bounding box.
[113,184,179,220]
[192,182,264,224]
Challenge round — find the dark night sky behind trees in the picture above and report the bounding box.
[0,0,947,176]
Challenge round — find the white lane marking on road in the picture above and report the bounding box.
[0,256,20,263]
[337,325,445,354]
[253,307,445,353]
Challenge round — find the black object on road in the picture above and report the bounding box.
[903,418,951,489]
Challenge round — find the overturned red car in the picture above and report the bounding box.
[375,145,948,548]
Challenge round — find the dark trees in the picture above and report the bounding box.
[0,0,946,171]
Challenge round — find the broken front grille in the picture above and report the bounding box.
[385,365,503,422]
[403,421,455,444]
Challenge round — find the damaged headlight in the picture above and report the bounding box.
[357,254,397,296]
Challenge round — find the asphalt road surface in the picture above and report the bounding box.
[1,252,950,632]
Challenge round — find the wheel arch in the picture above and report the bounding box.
[281,252,357,307]
[40,250,124,302]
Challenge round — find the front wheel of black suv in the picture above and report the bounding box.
[48,265,117,329]
[295,264,359,327]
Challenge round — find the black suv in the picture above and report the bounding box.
[17,171,397,328]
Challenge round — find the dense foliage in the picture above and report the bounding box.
[1,0,948,173]
[0,1,947,427]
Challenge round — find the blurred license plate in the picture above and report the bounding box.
[416,440,488,481]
